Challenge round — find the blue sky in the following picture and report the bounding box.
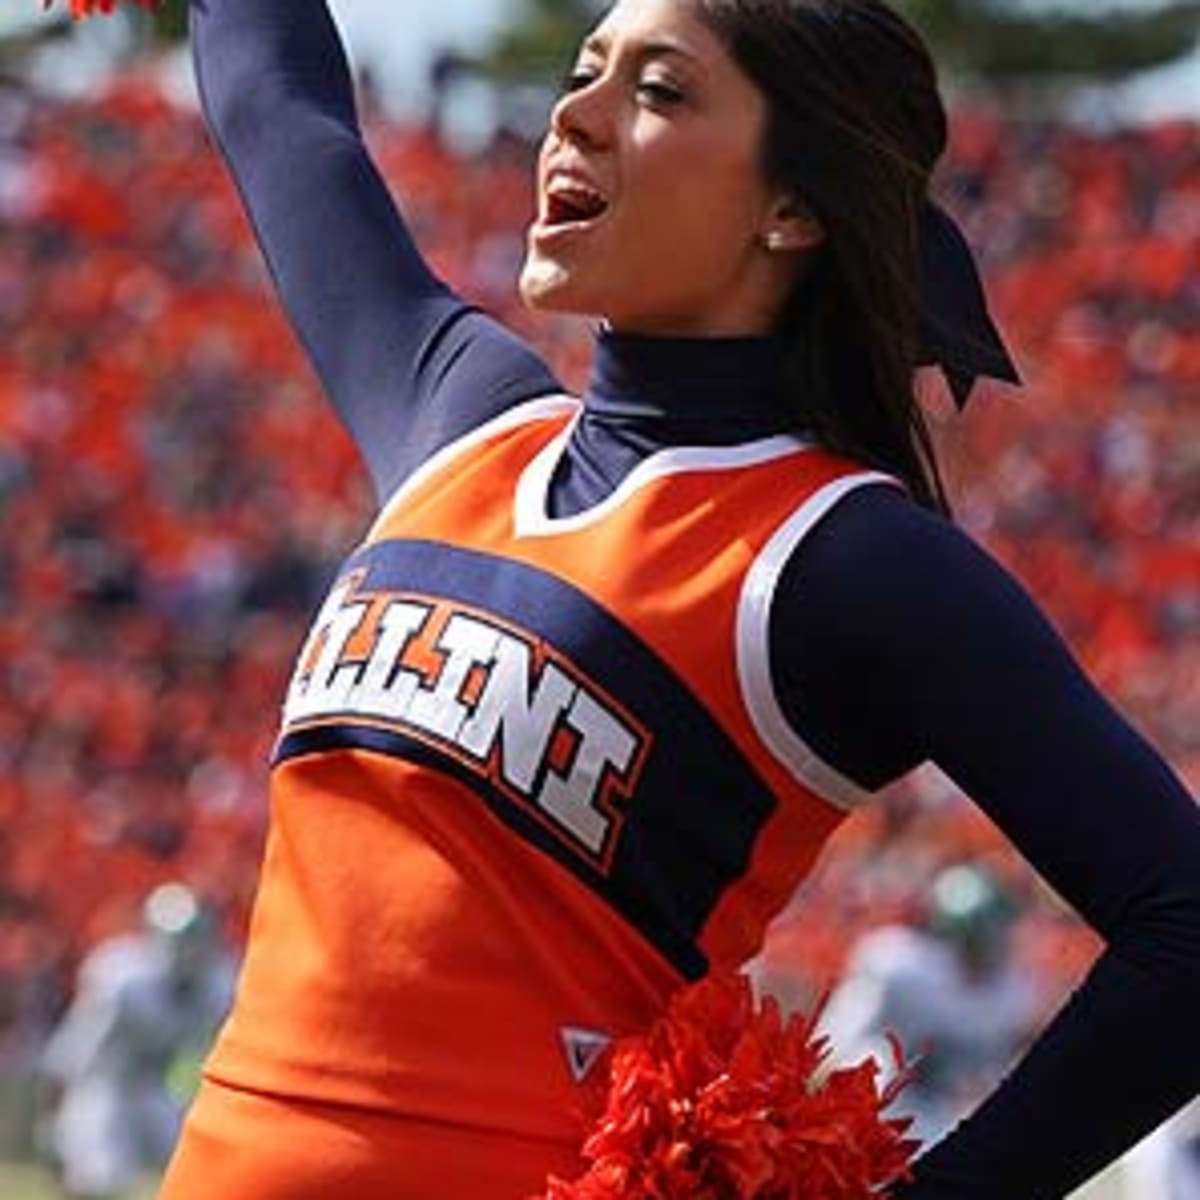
[1,0,524,118]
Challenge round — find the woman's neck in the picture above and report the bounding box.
[584,327,788,435]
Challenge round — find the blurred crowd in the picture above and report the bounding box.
[0,71,1196,1084]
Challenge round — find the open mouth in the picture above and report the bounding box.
[541,180,611,229]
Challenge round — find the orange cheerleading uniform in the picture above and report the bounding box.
[160,398,895,1199]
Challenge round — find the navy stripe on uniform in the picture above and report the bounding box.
[274,537,779,978]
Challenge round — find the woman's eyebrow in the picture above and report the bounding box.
[581,33,704,67]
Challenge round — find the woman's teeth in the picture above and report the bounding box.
[545,181,609,226]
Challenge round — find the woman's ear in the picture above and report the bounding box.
[761,194,825,253]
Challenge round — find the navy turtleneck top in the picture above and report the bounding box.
[191,2,1200,1196]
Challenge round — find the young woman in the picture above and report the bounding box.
[158,0,1200,1196]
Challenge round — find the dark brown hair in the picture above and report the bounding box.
[696,0,951,511]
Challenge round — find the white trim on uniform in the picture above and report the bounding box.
[366,394,580,543]
[514,430,816,538]
[369,401,891,814]
[736,471,900,813]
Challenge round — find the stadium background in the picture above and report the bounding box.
[0,1,1196,1196]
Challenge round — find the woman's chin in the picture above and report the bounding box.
[518,254,595,316]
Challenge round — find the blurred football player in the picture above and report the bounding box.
[37,884,235,1200]
[821,863,1040,1148]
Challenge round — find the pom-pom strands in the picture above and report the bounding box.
[43,0,161,18]
[537,974,919,1200]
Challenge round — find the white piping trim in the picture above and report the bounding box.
[366,395,579,543]
[514,432,816,538]
[736,471,899,812]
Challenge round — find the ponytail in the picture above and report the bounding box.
[699,0,955,513]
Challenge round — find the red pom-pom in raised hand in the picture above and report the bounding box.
[537,974,919,1200]
[43,0,161,18]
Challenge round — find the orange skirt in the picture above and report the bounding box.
[157,1079,584,1200]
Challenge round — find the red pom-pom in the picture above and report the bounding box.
[43,0,162,19]
[536,974,920,1200]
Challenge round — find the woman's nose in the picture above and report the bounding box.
[550,76,614,149]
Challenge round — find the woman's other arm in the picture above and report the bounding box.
[772,485,1200,1198]
[189,0,560,501]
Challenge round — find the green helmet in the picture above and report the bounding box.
[927,864,1016,968]
[143,882,207,939]
[142,883,217,975]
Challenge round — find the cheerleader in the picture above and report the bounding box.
[137,0,1200,1196]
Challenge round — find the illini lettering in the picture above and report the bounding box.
[282,571,650,868]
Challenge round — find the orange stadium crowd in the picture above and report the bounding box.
[0,73,1196,1059]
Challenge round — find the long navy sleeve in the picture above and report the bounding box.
[189,0,560,502]
[775,488,1200,1197]
[190,2,1200,1196]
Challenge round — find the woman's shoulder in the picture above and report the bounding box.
[790,477,993,591]
[776,477,1051,668]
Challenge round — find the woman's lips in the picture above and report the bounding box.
[532,173,612,244]
[530,210,611,246]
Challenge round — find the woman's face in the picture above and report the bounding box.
[519,0,806,338]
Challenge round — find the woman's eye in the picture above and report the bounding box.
[559,69,685,107]
[637,80,686,106]
[561,69,599,94]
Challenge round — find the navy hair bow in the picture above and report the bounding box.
[917,200,1022,408]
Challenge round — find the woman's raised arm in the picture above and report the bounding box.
[189,0,560,501]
